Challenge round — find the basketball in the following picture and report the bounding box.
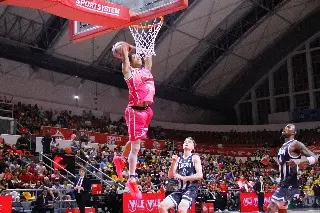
[112,42,130,59]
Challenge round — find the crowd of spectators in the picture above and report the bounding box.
[0,138,77,204]
[80,143,320,211]
[0,100,319,211]
[7,101,320,147]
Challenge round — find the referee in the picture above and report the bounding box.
[253,176,265,212]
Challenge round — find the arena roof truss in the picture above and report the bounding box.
[0,0,319,122]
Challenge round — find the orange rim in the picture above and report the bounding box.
[130,16,164,29]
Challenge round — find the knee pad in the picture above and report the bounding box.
[130,141,140,155]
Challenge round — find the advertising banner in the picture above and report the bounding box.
[123,193,164,213]
[240,192,272,212]
[123,192,196,213]
[0,196,12,213]
[41,127,166,150]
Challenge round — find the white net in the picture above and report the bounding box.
[129,17,163,59]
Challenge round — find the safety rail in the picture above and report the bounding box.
[75,161,113,187]
[40,160,74,185]
[75,155,115,182]
[5,188,77,213]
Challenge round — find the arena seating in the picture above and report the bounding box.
[12,101,320,147]
[0,101,319,211]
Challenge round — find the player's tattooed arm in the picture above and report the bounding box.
[287,141,318,167]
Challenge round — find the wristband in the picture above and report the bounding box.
[307,156,316,165]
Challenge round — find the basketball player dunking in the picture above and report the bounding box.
[159,137,203,213]
[113,44,154,199]
[263,124,318,213]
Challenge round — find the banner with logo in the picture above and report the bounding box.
[175,142,275,157]
[201,203,214,213]
[240,192,272,212]
[41,126,320,157]
[41,127,166,150]
[123,192,196,213]
[0,196,12,213]
[123,193,164,213]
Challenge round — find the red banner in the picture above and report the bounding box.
[123,193,164,213]
[41,127,166,150]
[240,192,272,212]
[0,196,12,213]
[123,193,195,213]
[201,203,214,213]
[41,126,320,157]
[175,141,274,157]
[91,183,102,195]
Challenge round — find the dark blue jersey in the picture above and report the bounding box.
[176,154,199,190]
[277,139,301,187]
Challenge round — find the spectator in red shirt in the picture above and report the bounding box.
[27,161,36,173]
[50,170,61,181]
[19,169,31,183]
[32,170,44,183]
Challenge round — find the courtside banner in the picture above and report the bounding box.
[240,192,272,212]
[41,127,167,150]
[0,196,12,213]
[123,193,164,213]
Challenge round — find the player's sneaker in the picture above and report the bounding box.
[113,156,125,179]
[126,178,142,200]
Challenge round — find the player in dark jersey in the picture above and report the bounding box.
[158,137,203,213]
[262,124,318,213]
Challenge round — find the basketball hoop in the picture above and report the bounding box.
[129,16,164,59]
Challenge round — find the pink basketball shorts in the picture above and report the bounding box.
[125,106,153,141]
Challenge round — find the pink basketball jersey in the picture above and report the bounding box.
[126,67,155,106]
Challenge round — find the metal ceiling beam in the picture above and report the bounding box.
[164,0,254,86]
[36,15,67,49]
[0,39,235,121]
[0,12,66,48]
[176,0,289,90]
[217,8,320,105]
[250,0,292,25]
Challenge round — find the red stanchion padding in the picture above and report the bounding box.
[240,192,273,212]
[0,196,12,213]
[123,193,165,213]
[1,0,130,26]
[65,208,95,213]
[91,183,102,195]
[202,203,214,213]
